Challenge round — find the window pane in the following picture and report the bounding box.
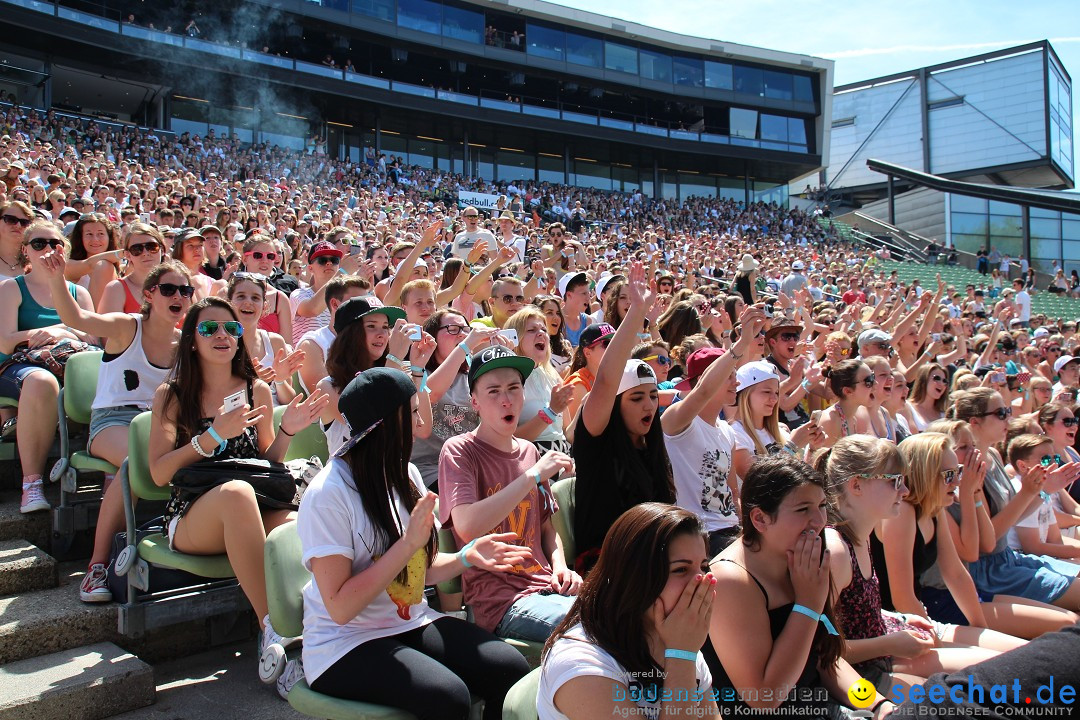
[763,71,793,101]
[398,0,441,34]
[442,4,482,43]
[950,212,988,236]
[951,195,987,213]
[538,155,564,183]
[1032,237,1060,260]
[640,49,671,83]
[566,32,602,68]
[989,214,1022,238]
[730,108,758,139]
[352,0,393,21]
[704,61,732,90]
[605,41,637,74]
[526,23,564,61]
[793,75,814,102]
[1031,218,1060,239]
[760,114,788,142]
[673,56,703,87]
[788,118,808,146]
[988,201,1019,216]
[733,65,763,97]
[1064,219,1080,241]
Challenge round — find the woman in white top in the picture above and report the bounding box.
[908,362,949,432]
[297,368,532,715]
[506,306,572,454]
[226,273,299,407]
[40,255,193,604]
[538,502,717,720]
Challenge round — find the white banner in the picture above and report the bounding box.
[457,191,501,211]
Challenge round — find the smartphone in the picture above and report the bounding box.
[349,244,362,255]
[932,333,941,342]
[223,390,245,412]
[990,372,1006,384]
[139,213,151,223]
[408,326,423,342]
[499,328,518,345]
[810,410,822,426]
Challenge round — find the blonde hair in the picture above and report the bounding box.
[736,381,784,457]
[400,278,435,306]
[505,306,558,383]
[898,432,952,519]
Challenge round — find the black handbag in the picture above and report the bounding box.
[172,458,300,510]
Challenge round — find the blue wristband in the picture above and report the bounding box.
[663,649,698,663]
[792,604,839,636]
[539,406,558,423]
[458,538,477,568]
[457,341,472,366]
[205,427,227,453]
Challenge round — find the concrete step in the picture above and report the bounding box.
[0,539,57,597]
[0,642,154,720]
[0,497,51,551]
[0,565,117,666]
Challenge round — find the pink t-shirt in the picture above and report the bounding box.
[438,431,555,632]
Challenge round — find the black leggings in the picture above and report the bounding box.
[309,617,530,720]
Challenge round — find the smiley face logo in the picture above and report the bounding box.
[847,678,877,709]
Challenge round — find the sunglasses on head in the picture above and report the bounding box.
[858,472,905,491]
[941,465,962,485]
[152,283,196,298]
[315,256,340,266]
[196,320,243,338]
[979,407,1012,420]
[642,354,672,366]
[1,215,31,228]
[127,241,160,257]
[1041,454,1064,467]
[439,324,468,336]
[246,251,276,261]
[27,237,63,251]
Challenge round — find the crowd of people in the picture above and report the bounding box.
[3,100,1080,719]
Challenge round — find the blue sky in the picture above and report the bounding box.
[555,0,1079,181]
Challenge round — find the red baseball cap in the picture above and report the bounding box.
[308,241,343,262]
[675,346,727,392]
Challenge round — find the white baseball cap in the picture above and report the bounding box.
[736,360,781,393]
[1054,356,1078,374]
[792,260,805,271]
[617,360,657,395]
[558,271,588,297]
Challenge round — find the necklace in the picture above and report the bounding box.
[0,252,19,271]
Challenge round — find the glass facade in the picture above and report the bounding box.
[352,0,394,22]
[605,41,638,75]
[640,49,672,83]
[398,0,441,35]
[948,194,1077,274]
[442,4,483,43]
[1049,57,1073,174]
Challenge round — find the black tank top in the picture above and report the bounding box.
[869,515,938,612]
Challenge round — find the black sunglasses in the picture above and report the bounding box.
[127,241,160,257]
[860,375,876,388]
[500,294,526,304]
[979,407,1012,420]
[27,237,63,251]
[2,215,31,228]
[1061,417,1079,428]
[152,283,196,298]
[315,256,340,266]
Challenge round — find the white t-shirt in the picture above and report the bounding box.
[730,420,785,457]
[298,458,439,684]
[521,366,564,443]
[1014,290,1031,322]
[538,624,712,720]
[664,416,738,532]
[449,229,496,259]
[290,286,330,346]
[1007,474,1056,549]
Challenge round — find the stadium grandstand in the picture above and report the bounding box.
[1,2,1080,719]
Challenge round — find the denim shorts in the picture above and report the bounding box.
[0,362,49,400]
[494,591,575,643]
[88,405,142,445]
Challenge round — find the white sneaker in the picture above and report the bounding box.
[277,656,304,700]
[20,480,49,514]
[80,563,112,603]
[258,615,300,684]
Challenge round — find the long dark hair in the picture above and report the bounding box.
[738,454,843,666]
[326,321,381,391]
[69,212,118,261]
[543,503,704,684]
[342,402,435,582]
[139,260,193,319]
[166,297,258,446]
[657,301,701,349]
[598,384,675,508]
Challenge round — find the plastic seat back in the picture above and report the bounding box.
[265,523,307,639]
[284,420,328,463]
[502,667,541,720]
[127,411,168,502]
[550,477,576,564]
[63,351,103,425]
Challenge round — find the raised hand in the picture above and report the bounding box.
[549,383,574,414]
[271,347,305,384]
[404,492,437,553]
[280,389,331,436]
[212,402,266,440]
